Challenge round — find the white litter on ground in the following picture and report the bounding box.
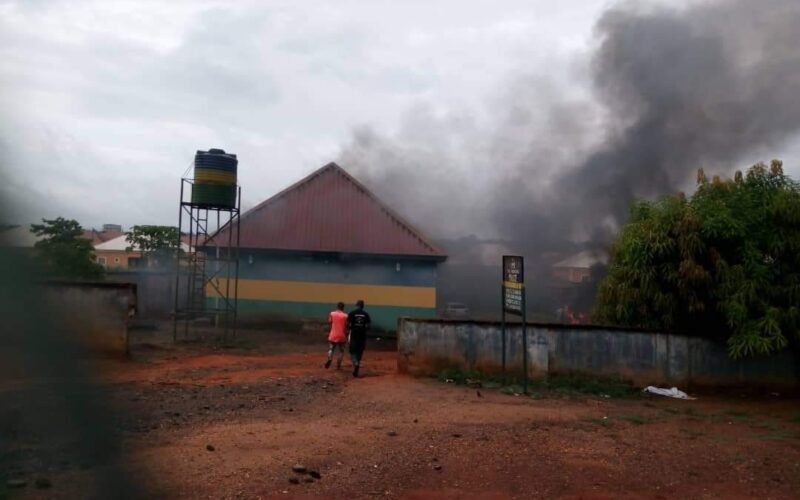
[643,386,696,400]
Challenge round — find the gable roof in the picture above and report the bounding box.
[93,234,139,251]
[82,229,125,245]
[215,162,444,258]
[94,234,192,253]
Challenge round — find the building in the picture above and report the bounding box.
[94,234,143,269]
[94,234,192,269]
[82,226,125,246]
[549,250,609,323]
[552,250,608,284]
[208,162,447,331]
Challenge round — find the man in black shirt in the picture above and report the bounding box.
[347,299,371,378]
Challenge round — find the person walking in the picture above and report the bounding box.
[347,299,371,377]
[324,302,348,369]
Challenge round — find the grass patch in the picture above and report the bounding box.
[434,369,638,399]
[582,416,612,427]
[663,407,681,415]
[500,384,526,395]
[758,430,800,442]
[620,414,646,425]
[749,421,780,431]
[528,374,638,398]
[436,368,504,386]
[482,381,503,390]
[724,410,753,421]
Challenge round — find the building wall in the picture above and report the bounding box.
[207,251,439,331]
[552,266,590,284]
[397,318,799,390]
[95,250,142,269]
[41,281,136,358]
[106,270,188,319]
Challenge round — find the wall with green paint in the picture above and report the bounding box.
[236,250,438,286]
[210,251,441,332]
[231,298,435,332]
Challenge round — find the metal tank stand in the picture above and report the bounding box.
[172,177,241,342]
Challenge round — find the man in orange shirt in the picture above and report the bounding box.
[324,302,348,369]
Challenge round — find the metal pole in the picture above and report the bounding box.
[173,179,185,343]
[501,284,506,382]
[522,286,528,394]
[217,209,222,333]
[225,207,233,340]
[215,243,221,330]
[233,186,241,338]
[183,204,194,340]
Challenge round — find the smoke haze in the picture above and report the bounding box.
[340,0,800,254]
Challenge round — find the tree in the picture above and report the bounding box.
[30,217,104,280]
[125,225,180,267]
[594,160,800,358]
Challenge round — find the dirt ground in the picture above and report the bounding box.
[2,325,800,500]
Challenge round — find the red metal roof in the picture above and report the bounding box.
[216,162,444,258]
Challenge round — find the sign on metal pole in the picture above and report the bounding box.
[501,255,527,393]
[503,255,524,315]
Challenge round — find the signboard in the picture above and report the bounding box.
[502,255,524,315]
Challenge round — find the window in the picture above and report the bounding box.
[98,257,107,266]
[114,257,120,264]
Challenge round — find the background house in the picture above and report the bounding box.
[209,162,447,331]
[93,234,142,269]
[552,250,608,284]
[94,233,191,269]
[82,224,125,246]
[549,250,609,322]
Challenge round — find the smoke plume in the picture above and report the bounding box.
[339,0,800,316]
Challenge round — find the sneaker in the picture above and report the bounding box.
[324,359,331,369]
[353,366,360,378]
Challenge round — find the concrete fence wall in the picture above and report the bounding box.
[397,318,799,389]
[42,281,136,358]
[106,271,188,319]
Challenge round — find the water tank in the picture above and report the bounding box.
[191,149,238,208]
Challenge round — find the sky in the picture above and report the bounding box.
[1,0,799,232]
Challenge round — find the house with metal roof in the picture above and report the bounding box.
[94,234,192,269]
[211,162,446,331]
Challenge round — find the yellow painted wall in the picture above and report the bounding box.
[95,250,142,269]
[208,278,436,308]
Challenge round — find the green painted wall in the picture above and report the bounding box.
[225,298,435,332]
[206,251,442,332]
[236,251,438,287]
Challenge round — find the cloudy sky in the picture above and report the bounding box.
[1,0,798,232]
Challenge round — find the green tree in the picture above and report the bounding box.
[594,160,800,358]
[126,225,181,267]
[30,217,104,280]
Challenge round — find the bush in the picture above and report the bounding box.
[595,161,800,358]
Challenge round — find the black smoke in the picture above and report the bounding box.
[339,0,800,318]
